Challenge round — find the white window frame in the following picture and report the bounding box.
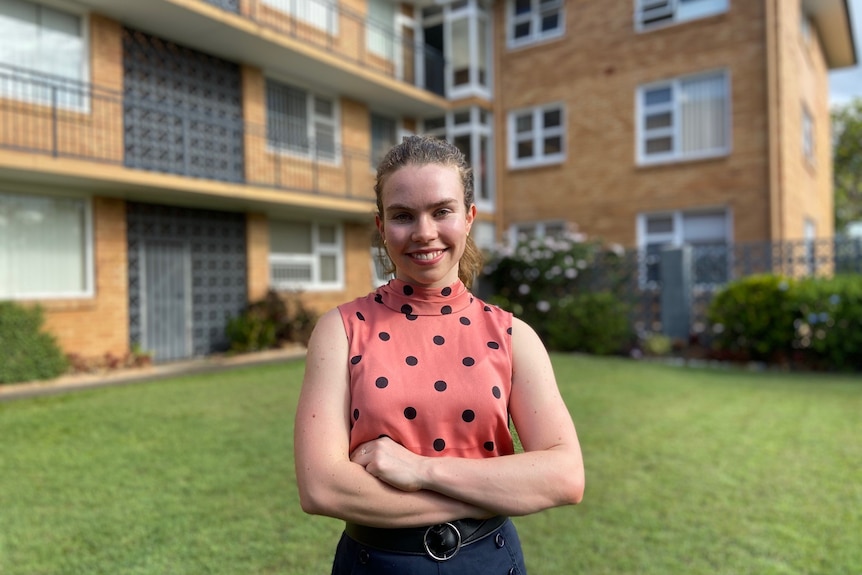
[636,70,731,165]
[636,208,732,289]
[422,106,495,212]
[506,0,564,49]
[262,0,339,34]
[366,0,395,60]
[370,111,399,169]
[0,0,90,112]
[802,103,814,164]
[635,0,729,32]
[507,220,569,246]
[269,220,344,291]
[0,190,94,299]
[507,102,565,169]
[265,77,341,164]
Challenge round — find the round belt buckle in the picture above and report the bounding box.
[423,522,462,561]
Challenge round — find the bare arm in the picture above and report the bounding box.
[352,316,585,517]
[293,309,491,528]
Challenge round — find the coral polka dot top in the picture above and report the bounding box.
[339,278,515,459]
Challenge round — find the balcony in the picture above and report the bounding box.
[0,64,377,216]
[72,0,448,116]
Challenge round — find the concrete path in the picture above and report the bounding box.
[0,346,307,402]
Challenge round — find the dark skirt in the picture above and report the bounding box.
[330,518,527,574]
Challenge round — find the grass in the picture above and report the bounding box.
[1,355,860,574]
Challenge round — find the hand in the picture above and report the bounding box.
[350,436,427,492]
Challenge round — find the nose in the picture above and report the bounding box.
[412,214,437,243]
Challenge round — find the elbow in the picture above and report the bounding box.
[297,480,331,517]
[558,463,585,506]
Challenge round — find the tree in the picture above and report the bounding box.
[832,98,862,233]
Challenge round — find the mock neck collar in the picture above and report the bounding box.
[375,279,473,316]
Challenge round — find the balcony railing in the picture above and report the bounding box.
[201,0,446,96]
[0,64,376,203]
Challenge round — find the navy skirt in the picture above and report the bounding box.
[330,518,527,574]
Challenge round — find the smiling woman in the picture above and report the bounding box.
[293,135,585,574]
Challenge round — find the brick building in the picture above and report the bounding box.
[0,0,856,363]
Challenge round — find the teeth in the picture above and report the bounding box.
[412,251,442,260]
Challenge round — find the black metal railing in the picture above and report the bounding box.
[0,63,376,202]
[201,0,446,96]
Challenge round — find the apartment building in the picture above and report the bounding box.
[0,0,855,363]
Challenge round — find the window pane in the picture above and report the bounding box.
[517,140,534,159]
[314,97,334,117]
[541,13,559,32]
[645,112,672,130]
[319,254,337,282]
[516,114,533,133]
[680,74,727,153]
[646,136,673,154]
[646,215,674,234]
[318,223,337,245]
[514,22,531,38]
[645,87,672,106]
[514,0,531,15]
[543,135,562,155]
[0,192,87,296]
[266,81,308,151]
[270,221,312,254]
[424,116,446,132]
[371,113,397,166]
[453,110,471,125]
[543,109,561,128]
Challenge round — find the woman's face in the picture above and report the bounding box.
[376,163,476,289]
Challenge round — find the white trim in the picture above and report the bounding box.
[507,102,565,169]
[506,0,565,50]
[269,220,345,291]
[261,0,339,34]
[635,0,729,32]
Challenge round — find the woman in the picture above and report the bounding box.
[294,135,584,574]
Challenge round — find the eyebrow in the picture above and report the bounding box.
[384,199,460,212]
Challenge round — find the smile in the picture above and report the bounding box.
[410,250,445,261]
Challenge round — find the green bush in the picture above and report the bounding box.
[706,274,797,361]
[545,292,632,355]
[0,302,68,384]
[226,290,318,353]
[791,275,862,371]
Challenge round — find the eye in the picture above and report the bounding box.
[391,212,412,222]
[434,208,454,218]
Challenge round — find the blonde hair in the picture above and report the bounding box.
[374,135,483,289]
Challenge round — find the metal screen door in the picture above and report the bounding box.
[141,240,192,362]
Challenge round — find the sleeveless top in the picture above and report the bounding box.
[338,279,515,459]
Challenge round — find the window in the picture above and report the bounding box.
[639,209,730,287]
[508,103,564,168]
[367,0,394,60]
[370,113,397,168]
[636,0,728,30]
[0,191,92,298]
[507,0,563,48]
[0,0,87,109]
[508,220,569,245]
[262,0,338,34]
[269,220,343,290]
[638,70,730,164]
[802,104,814,164]
[266,79,338,162]
[422,106,495,210]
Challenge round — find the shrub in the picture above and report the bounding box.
[545,292,632,355]
[791,275,862,371]
[226,290,318,353]
[706,274,796,361]
[0,302,68,384]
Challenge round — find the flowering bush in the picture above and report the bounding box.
[791,275,862,371]
[480,232,634,353]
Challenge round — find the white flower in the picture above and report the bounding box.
[518,284,531,295]
[537,301,551,312]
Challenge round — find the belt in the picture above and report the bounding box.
[344,516,508,562]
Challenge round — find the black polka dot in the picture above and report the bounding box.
[463,357,475,367]
[379,332,390,341]
[487,341,500,350]
[405,356,418,366]
[401,304,413,315]
[484,305,491,312]
[375,377,389,389]
[462,410,475,422]
[406,314,418,321]
[356,311,365,321]
[441,305,452,314]
[507,327,513,335]
[375,294,383,304]
[459,317,471,326]
[433,438,446,452]
[434,380,447,392]
[492,386,501,398]
[404,407,417,420]
[353,408,360,420]
[350,355,362,365]
[483,441,495,452]
[441,287,452,296]
[433,335,445,345]
[403,285,414,296]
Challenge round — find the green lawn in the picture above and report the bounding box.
[1,355,859,574]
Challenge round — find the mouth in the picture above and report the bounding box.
[409,249,446,261]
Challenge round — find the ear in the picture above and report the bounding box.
[465,204,476,234]
[375,213,385,243]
